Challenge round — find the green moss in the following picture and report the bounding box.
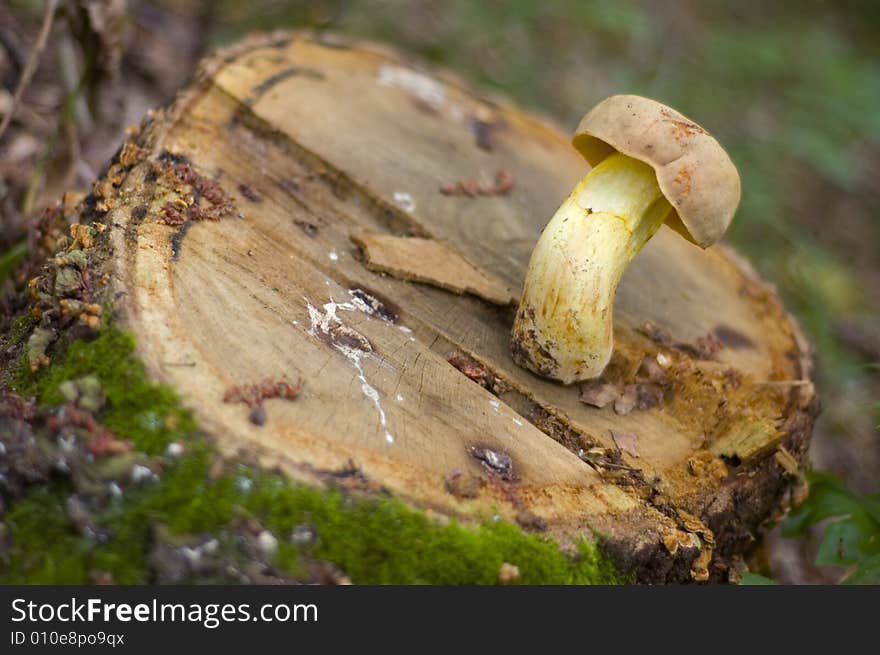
[1,483,110,584]
[2,443,620,584]
[244,469,619,584]
[2,325,621,585]
[10,327,196,455]
[2,313,36,348]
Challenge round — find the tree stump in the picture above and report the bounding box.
[1,32,817,583]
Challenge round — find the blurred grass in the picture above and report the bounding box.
[209,0,880,490]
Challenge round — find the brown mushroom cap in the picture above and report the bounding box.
[572,94,741,248]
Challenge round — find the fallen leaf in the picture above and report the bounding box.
[614,385,638,415]
[611,430,640,458]
[578,380,621,408]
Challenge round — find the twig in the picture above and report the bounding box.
[0,0,58,142]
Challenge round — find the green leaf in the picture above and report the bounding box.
[815,517,880,567]
[784,471,880,582]
[739,572,777,585]
[844,554,880,585]
[782,472,876,536]
[0,241,27,283]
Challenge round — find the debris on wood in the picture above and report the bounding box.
[238,183,261,202]
[327,459,380,493]
[773,445,801,477]
[635,383,664,410]
[348,288,398,323]
[447,351,510,394]
[469,445,515,481]
[514,508,547,532]
[723,367,743,389]
[709,416,784,463]
[611,430,640,458]
[471,105,501,151]
[689,332,724,360]
[639,321,725,360]
[153,151,237,224]
[576,446,640,480]
[223,378,303,426]
[578,380,621,408]
[351,232,516,306]
[613,385,638,416]
[713,324,756,350]
[444,469,484,499]
[294,220,319,237]
[439,169,514,197]
[472,119,494,151]
[637,354,668,384]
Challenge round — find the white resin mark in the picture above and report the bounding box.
[306,298,396,445]
[393,191,416,213]
[328,251,339,261]
[378,65,445,109]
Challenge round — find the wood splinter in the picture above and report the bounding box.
[351,232,516,306]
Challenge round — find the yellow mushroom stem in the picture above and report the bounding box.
[510,152,673,383]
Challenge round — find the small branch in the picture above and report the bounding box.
[0,0,59,142]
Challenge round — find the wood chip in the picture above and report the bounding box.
[578,380,621,408]
[709,417,784,462]
[351,232,516,306]
[773,446,800,476]
[613,385,638,415]
[611,430,640,458]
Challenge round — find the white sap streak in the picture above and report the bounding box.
[378,65,445,109]
[393,191,415,213]
[306,299,395,444]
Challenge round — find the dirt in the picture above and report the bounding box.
[439,169,514,197]
[222,378,304,426]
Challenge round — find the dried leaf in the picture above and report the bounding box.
[611,430,640,458]
[578,380,621,408]
[613,385,638,415]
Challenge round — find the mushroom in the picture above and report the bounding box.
[509,95,741,384]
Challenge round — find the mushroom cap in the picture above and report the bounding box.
[572,94,741,248]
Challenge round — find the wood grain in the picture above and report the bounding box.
[105,32,815,581]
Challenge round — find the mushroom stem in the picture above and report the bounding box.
[511,152,672,383]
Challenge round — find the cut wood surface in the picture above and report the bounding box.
[351,232,516,305]
[94,32,814,581]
